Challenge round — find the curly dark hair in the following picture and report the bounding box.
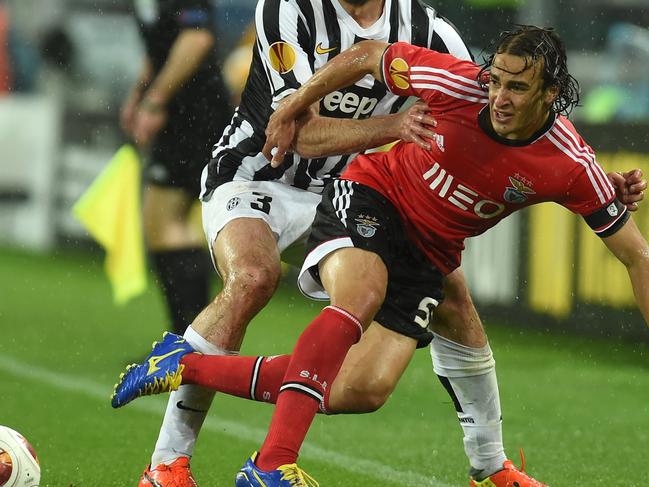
[477,25,581,116]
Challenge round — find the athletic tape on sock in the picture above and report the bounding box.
[184,326,236,355]
[430,332,495,378]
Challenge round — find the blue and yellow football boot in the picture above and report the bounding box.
[235,452,319,487]
[111,332,194,408]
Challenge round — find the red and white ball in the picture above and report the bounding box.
[0,426,40,487]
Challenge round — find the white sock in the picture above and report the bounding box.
[150,326,234,466]
[430,332,507,477]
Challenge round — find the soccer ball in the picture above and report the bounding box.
[0,426,40,487]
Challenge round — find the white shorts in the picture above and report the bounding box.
[202,181,322,267]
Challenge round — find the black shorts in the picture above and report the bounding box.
[145,91,232,195]
[302,180,444,348]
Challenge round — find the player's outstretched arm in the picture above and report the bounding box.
[602,218,649,324]
[286,99,438,161]
[263,40,389,166]
[608,169,646,211]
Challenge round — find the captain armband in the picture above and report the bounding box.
[583,198,630,238]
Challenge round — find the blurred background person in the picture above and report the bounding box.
[121,0,233,335]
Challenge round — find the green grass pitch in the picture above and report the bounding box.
[1,246,648,486]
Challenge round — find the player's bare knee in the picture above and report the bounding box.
[359,285,386,324]
[360,390,391,412]
[224,261,281,307]
[346,379,391,412]
[332,286,385,327]
[337,368,395,412]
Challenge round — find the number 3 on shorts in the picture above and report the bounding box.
[414,297,439,329]
[251,192,273,214]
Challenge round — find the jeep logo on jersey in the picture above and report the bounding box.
[322,90,379,119]
[423,162,505,219]
[389,58,410,90]
[269,41,296,74]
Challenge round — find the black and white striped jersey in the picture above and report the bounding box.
[200,0,472,200]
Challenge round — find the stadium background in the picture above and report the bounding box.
[1,0,648,485]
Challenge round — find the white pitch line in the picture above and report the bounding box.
[0,353,457,487]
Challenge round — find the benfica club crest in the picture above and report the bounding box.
[503,175,535,203]
[355,214,380,238]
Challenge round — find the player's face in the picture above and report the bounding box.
[488,53,558,140]
[342,0,372,5]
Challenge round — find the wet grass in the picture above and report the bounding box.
[1,246,648,486]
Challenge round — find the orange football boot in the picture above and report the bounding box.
[470,450,547,487]
[139,457,197,487]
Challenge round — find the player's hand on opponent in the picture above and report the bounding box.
[133,98,168,148]
[263,100,297,167]
[394,100,438,150]
[608,169,646,211]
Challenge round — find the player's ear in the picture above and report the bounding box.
[544,83,559,107]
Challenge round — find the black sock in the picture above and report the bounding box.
[151,248,211,335]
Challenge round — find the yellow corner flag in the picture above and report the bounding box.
[72,144,147,305]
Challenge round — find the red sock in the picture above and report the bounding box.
[181,353,290,404]
[257,306,362,470]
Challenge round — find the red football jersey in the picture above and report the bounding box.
[342,42,628,274]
